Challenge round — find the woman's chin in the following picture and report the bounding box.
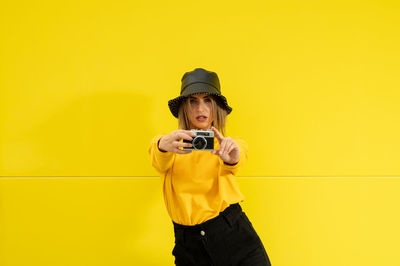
[191,123,211,130]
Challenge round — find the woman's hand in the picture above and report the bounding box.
[158,130,195,154]
[211,126,240,165]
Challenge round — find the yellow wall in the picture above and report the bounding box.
[1,177,400,266]
[1,0,400,265]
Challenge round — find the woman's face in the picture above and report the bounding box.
[187,93,214,130]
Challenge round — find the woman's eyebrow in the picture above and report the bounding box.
[190,95,210,99]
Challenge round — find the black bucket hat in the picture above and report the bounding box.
[168,68,233,118]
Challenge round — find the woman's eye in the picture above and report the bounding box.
[205,99,211,102]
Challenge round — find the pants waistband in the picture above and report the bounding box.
[173,203,243,240]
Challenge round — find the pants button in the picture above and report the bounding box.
[200,230,206,236]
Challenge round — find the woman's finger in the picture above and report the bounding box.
[224,142,233,156]
[219,138,227,155]
[177,132,195,141]
[174,148,192,154]
[174,141,192,148]
[176,129,195,136]
[211,126,224,143]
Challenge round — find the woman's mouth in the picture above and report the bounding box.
[196,115,208,122]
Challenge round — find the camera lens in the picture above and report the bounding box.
[193,136,207,150]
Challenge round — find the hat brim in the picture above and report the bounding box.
[168,91,232,118]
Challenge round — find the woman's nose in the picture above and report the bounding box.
[197,101,205,111]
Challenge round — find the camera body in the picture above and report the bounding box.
[183,129,214,151]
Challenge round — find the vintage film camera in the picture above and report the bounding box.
[183,129,214,151]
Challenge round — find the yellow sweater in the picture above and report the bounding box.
[148,133,248,225]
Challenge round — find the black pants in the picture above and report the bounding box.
[172,203,272,266]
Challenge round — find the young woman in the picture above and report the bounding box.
[148,68,272,266]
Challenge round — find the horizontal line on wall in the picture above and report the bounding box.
[1,175,400,179]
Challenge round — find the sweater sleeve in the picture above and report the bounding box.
[148,134,175,174]
[220,137,248,176]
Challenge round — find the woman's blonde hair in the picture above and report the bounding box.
[178,94,227,136]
